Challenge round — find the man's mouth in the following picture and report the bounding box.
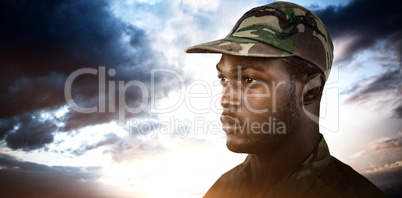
[220,113,240,134]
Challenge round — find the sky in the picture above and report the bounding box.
[0,0,401,197]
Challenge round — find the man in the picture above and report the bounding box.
[186,1,386,198]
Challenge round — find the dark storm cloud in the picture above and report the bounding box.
[394,104,402,119]
[358,70,401,95]
[344,69,401,104]
[0,153,130,198]
[3,113,56,151]
[314,0,402,63]
[313,0,402,107]
[0,0,182,150]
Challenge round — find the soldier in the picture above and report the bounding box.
[186,1,386,198]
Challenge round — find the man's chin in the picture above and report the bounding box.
[225,134,284,154]
[226,145,250,154]
[226,137,255,154]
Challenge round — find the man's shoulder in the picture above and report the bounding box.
[204,160,250,198]
[211,161,248,188]
[306,156,387,197]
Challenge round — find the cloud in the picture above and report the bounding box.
[393,104,402,119]
[344,69,402,104]
[350,150,365,159]
[314,0,402,63]
[3,113,56,151]
[366,161,402,174]
[72,133,121,156]
[65,117,207,160]
[313,0,402,109]
[372,135,402,151]
[352,132,402,197]
[363,162,402,198]
[0,153,131,198]
[103,136,167,162]
[362,132,402,197]
[0,0,184,150]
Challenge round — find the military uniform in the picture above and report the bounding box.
[203,136,386,198]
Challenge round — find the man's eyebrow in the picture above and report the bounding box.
[216,64,266,72]
[239,65,265,72]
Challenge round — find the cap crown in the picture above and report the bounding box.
[186,1,334,78]
[228,2,333,76]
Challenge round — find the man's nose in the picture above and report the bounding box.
[221,84,241,109]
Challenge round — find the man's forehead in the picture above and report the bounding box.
[216,54,283,73]
[216,63,266,73]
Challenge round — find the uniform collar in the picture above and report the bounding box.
[239,135,332,197]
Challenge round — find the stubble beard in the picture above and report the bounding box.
[226,81,301,154]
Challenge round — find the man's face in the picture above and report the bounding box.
[217,54,301,154]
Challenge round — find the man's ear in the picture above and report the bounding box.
[302,73,325,106]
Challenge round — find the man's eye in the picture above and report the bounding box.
[243,77,257,84]
[218,75,229,84]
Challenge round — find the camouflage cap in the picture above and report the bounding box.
[185,1,334,79]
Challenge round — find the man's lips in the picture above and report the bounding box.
[220,114,239,134]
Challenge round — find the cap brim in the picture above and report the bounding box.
[185,37,294,58]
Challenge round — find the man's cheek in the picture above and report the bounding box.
[243,95,271,114]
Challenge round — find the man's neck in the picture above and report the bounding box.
[248,131,321,195]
